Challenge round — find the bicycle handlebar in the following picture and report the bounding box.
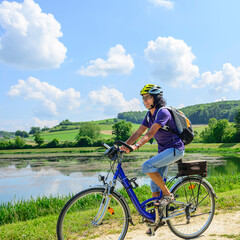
[102,143,111,149]
[114,140,133,152]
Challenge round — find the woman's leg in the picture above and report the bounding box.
[148,172,171,196]
[143,148,184,195]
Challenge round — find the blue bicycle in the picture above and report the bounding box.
[57,141,217,240]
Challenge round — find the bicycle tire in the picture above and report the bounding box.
[57,187,129,240]
[166,177,215,239]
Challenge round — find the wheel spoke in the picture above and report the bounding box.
[57,188,129,240]
[166,178,215,239]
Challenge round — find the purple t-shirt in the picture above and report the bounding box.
[142,108,185,153]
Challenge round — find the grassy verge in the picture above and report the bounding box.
[0,187,239,240]
[0,174,239,226]
[0,143,240,156]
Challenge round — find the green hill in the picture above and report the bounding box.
[30,119,141,141]
[181,100,240,124]
[118,100,240,124]
[4,100,239,142]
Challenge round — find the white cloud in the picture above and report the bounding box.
[88,86,142,115]
[178,104,185,109]
[78,44,134,77]
[8,77,81,117]
[215,97,227,102]
[193,63,240,92]
[0,0,67,70]
[148,0,174,9]
[144,36,199,87]
[33,117,59,128]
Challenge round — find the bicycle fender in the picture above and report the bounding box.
[170,176,218,199]
[88,185,134,225]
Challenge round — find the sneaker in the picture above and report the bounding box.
[159,193,174,207]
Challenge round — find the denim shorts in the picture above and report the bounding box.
[142,148,184,192]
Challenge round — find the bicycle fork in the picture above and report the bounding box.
[92,182,116,226]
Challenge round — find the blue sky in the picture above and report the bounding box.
[0,0,240,132]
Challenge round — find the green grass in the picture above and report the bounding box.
[0,174,239,226]
[30,123,201,142]
[0,188,239,240]
[27,121,141,142]
[0,142,240,156]
[32,129,79,141]
[0,214,58,240]
[0,176,239,239]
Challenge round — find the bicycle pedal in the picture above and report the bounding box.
[150,227,155,236]
[168,206,175,211]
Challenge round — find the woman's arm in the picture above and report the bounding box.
[125,124,148,145]
[135,123,161,148]
[123,123,161,153]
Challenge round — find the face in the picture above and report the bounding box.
[142,94,154,109]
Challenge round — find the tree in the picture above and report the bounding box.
[29,127,41,135]
[112,120,132,141]
[15,130,22,137]
[46,138,59,148]
[15,130,29,138]
[76,123,100,141]
[234,108,240,142]
[42,126,50,131]
[14,136,25,149]
[21,131,29,138]
[200,118,236,143]
[212,119,228,143]
[60,119,72,125]
[34,133,44,146]
[208,118,217,128]
[76,136,93,147]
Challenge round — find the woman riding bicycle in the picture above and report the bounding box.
[121,84,185,233]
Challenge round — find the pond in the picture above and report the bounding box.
[0,153,239,204]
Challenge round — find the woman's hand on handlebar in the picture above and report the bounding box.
[120,145,137,154]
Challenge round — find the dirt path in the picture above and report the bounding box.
[125,210,240,240]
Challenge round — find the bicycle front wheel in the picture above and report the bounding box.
[57,187,129,240]
[166,177,215,239]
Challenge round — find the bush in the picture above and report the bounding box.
[75,136,93,147]
[60,141,75,148]
[76,123,100,141]
[14,136,26,149]
[44,138,59,148]
[104,138,115,146]
[0,139,11,149]
[92,139,104,147]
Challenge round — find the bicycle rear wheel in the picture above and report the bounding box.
[166,177,215,239]
[57,187,129,240]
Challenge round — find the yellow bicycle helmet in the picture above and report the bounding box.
[140,84,163,95]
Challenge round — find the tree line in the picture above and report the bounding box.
[118,100,240,124]
[1,100,240,150]
[0,121,133,150]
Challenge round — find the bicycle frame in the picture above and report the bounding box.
[113,161,166,222]
[96,148,212,225]
[109,160,202,223]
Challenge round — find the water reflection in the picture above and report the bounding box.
[0,153,239,204]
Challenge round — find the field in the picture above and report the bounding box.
[27,120,207,142]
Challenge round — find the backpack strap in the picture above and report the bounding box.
[161,124,180,136]
[146,111,150,123]
[155,107,180,137]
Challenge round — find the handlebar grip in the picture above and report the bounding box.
[102,143,111,149]
[114,140,133,152]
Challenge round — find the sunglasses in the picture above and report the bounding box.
[142,95,153,101]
